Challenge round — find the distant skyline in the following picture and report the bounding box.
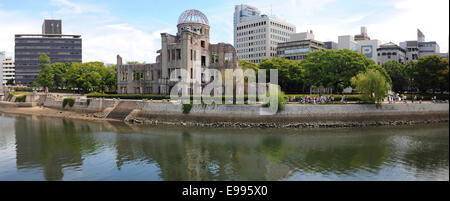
[0,0,448,64]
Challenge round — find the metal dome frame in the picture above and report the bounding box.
[178,9,209,25]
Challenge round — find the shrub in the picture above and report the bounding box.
[14,95,26,102]
[182,103,193,114]
[63,98,76,108]
[86,98,92,106]
[262,88,286,112]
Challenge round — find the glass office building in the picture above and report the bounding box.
[14,20,82,85]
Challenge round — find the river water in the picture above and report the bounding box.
[0,113,448,181]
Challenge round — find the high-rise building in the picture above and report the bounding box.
[15,19,82,85]
[417,29,425,42]
[42,19,62,35]
[338,35,359,51]
[400,29,442,62]
[0,52,15,85]
[324,41,338,50]
[234,5,261,48]
[354,26,371,41]
[235,6,296,64]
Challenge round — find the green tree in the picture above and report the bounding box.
[410,55,448,92]
[50,62,71,90]
[437,58,449,92]
[37,65,55,90]
[258,58,305,93]
[238,59,259,71]
[382,61,408,93]
[38,53,50,66]
[6,79,14,85]
[368,64,392,85]
[64,62,84,93]
[37,53,53,91]
[351,69,391,104]
[301,49,375,93]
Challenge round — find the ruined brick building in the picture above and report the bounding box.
[117,9,239,95]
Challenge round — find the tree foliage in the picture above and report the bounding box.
[238,59,259,71]
[409,55,449,92]
[300,49,375,92]
[351,69,391,103]
[382,61,408,93]
[258,58,305,93]
[37,59,117,93]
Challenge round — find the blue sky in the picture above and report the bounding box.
[0,0,448,64]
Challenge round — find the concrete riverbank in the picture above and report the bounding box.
[0,93,448,128]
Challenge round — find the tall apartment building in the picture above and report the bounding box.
[234,4,261,48]
[235,5,296,64]
[0,52,15,85]
[15,19,82,85]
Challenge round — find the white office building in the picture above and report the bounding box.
[337,27,381,62]
[234,4,261,48]
[0,51,15,85]
[338,35,360,52]
[235,5,296,63]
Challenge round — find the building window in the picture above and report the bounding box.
[176,49,181,60]
[201,41,205,48]
[201,56,206,66]
[172,50,176,61]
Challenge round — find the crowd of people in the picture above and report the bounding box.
[289,95,347,104]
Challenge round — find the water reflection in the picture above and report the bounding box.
[0,114,448,181]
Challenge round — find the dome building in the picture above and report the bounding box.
[117,10,239,95]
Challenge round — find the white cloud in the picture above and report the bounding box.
[81,23,170,64]
[369,0,449,52]
[1,0,448,64]
[0,10,41,57]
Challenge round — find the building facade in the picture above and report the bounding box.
[400,29,443,62]
[324,41,338,50]
[338,35,359,51]
[377,42,406,65]
[234,4,261,48]
[357,39,381,63]
[235,6,296,64]
[354,26,371,41]
[276,31,325,61]
[0,52,15,85]
[117,10,239,95]
[15,19,82,85]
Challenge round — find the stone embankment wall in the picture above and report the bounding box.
[43,96,116,113]
[136,101,449,124]
[1,93,448,126]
